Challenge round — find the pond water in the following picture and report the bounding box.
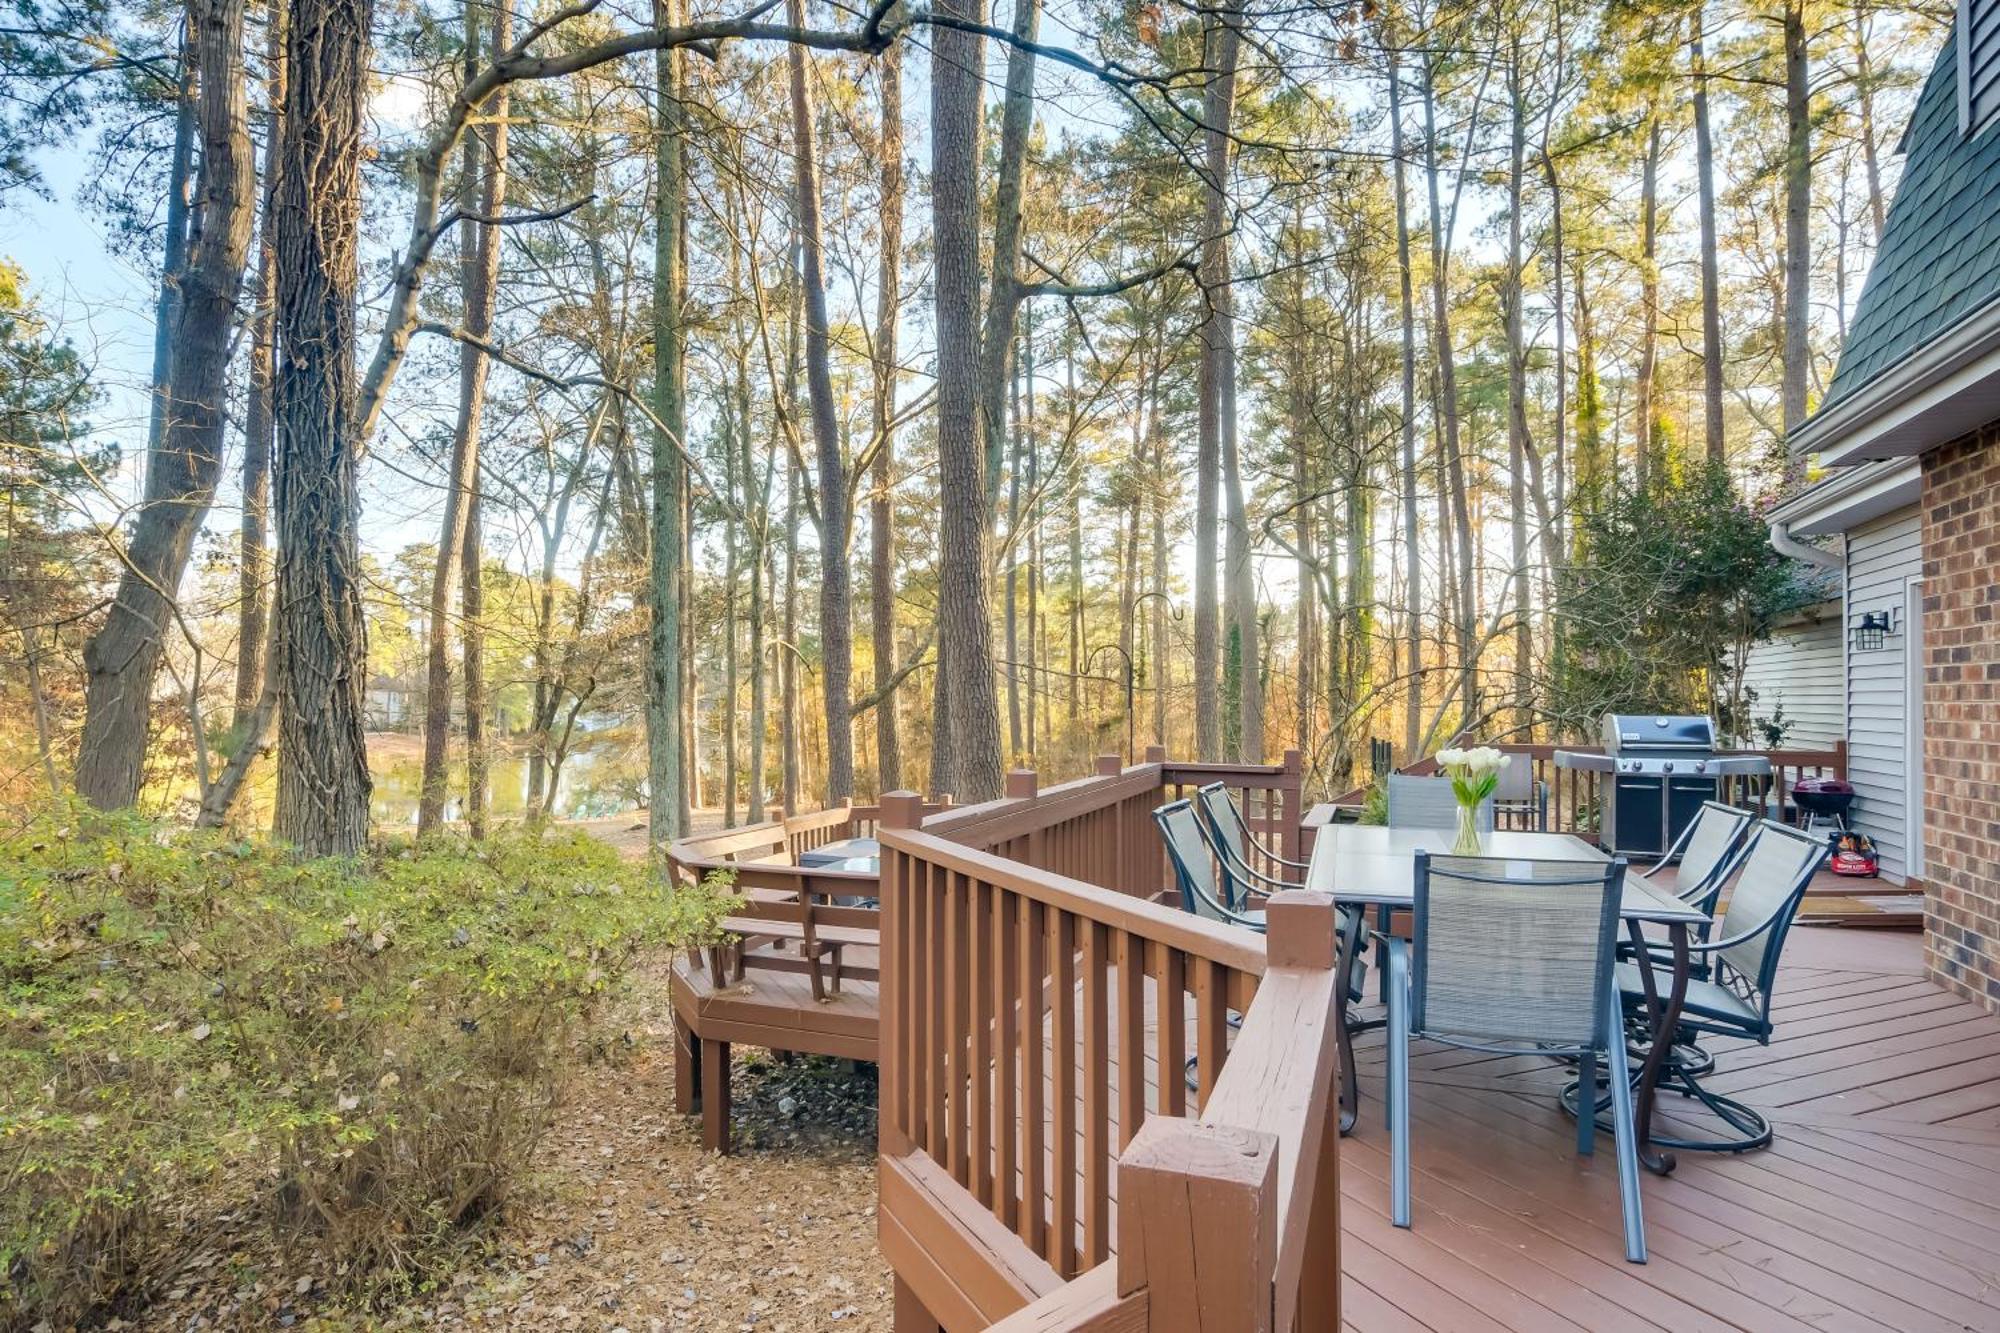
[367,732,648,826]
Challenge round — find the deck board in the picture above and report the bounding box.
[711,903,2000,1327]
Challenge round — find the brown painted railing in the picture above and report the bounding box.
[1342,740,1848,838]
[666,800,950,998]
[876,751,1340,1331]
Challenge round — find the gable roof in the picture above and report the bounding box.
[1822,26,2000,413]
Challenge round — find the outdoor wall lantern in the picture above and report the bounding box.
[1852,609,1894,651]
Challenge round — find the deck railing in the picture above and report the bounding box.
[876,751,1340,1331]
[1349,740,1847,837]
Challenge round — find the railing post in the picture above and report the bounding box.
[1144,744,1167,766]
[1117,1118,1279,1331]
[878,791,924,1158]
[1006,769,1039,801]
[1259,893,1341,1327]
[1096,753,1123,777]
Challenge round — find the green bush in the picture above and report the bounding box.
[0,802,735,1330]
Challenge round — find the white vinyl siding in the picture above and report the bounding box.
[1740,612,1845,746]
[1844,506,1925,882]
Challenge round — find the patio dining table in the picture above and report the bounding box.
[1304,825,1709,1175]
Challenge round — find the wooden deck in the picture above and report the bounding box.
[1341,926,2000,1330]
[668,944,879,1151]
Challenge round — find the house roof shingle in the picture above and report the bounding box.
[1823,28,2000,409]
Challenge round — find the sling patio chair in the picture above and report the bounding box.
[1386,771,1495,832]
[1607,818,1828,1154]
[1195,780,1308,908]
[1384,851,1647,1264]
[1620,799,1757,962]
[1155,798,1269,930]
[1373,773,1500,997]
[1492,757,1549,830]
[1156,798,1372,1091]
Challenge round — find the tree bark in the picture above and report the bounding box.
[870,41,904,794]
[75,0,255,810]
[420,0,507,837]
[976,0,1040,507]
[1194,2,1242,761]
[1388,33,1422,759]
[271,0,374,854]
[1505,34,1534,734]
[237,3,283,728]
[1782,0,1811,439]
[1419,44,1478,733]
[1692,13,1726,463]
[648,0,687,843]
[929,0,1004,802]
[1635,113,1661,486]
[786,1,854,804]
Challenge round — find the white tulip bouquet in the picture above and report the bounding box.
[1436,745,1510,851]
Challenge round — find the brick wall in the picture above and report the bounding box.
[1920,422,2000,1011]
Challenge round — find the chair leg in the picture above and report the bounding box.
[673,1015,700,1114]
[1575,1050,1597,1157]
[1387,940,1413,1229]
[1604,989,1648,1264]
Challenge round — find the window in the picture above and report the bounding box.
[1963,0,2000,137]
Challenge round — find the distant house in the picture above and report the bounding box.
[1773,5,2000,1010]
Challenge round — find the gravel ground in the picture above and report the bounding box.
[123,959,893,1333]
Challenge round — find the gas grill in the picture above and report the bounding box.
[1554,714,1771,857]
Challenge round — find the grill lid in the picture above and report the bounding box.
[1600,714,1716,754]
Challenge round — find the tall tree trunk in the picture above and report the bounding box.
[1852,3,1886,242]
[1005,353,1024,758]
[1388,34,1422,759]
[146,28,196,460]
[786,5,854,804]
[976,0,1040,507]
[1505,34,1534,734]
[648,0,687,843]
[1419,47,1477,733]
[1193,2,1242,761]
[722,395,739,827]
[930,0,1004,802]
[459,3,505,838]
[1782,0,1811,440]
[1693,14,1726,463]
[782,458,801,815]
[271,0,373,854]
[870,42,904,795]
[419,0,506,836]
[237,4,283,728]
[744,357,770,821]
[75,0,255,810]
[1635,113,1661,486]
[1067,336,1083,737]
[1572,255,1605,506]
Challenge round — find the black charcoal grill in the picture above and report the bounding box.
[1554,714,1772,857]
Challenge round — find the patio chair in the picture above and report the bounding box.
[1375,774,1498,997]
[1157,799,1372,1093]
[1612,818,1827,1154]
[1386,772,1495,832]
[1620,800,1756,972]
[1185,786,1370,1003]
[1384,852,1646,1263]
[1196,781,1307,906]
[1154,799,1268,930]
[1491,757,1549,830]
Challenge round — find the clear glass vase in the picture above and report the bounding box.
[1452,801,1483,855]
